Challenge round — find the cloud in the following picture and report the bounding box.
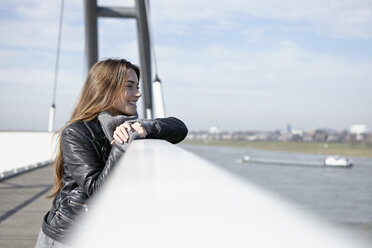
[158,39,372,90]
[156,40,372,130]
[150,0,372,39]
[0,0,83,51]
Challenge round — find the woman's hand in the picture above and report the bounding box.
[111,122,148,144]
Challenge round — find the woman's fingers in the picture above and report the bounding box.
[112,132,124,144]
[122,122,133,133]
[119,125,129,139]
[111,122,146,145]
[112,123,133,144]
[116,126,127,142]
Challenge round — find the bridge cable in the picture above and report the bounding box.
[48,0,65,132]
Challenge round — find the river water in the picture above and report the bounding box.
[180,144,372,243]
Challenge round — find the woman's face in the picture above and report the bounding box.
[112,68,141,116]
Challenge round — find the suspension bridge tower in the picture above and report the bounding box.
[84,0,161,119]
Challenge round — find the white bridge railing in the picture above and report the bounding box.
[0,131,56,180]
[70,139,368,248]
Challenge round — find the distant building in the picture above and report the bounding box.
[350,124,367,141]
[287,124,292,133]
[209,126,220,135]
[313,129,328,142]
[185,125,368,143]
[350,124,367,134]
[291,128,304,141]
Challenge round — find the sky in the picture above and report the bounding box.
[0,0,371,132]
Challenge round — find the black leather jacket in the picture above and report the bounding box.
[42,116,187,242]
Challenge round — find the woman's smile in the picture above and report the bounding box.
[128,100,137,106]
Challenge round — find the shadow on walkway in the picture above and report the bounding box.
[0,165,53,248]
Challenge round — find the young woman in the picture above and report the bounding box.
[35,58,188,247]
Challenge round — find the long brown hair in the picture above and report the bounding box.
[48,58,140,198]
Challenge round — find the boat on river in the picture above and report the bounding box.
[324,156,353,167]
[237,155,353,168]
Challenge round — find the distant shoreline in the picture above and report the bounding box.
[181,140,372,158]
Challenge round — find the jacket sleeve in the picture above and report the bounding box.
[139,117,188,144]
[61,126,135,197]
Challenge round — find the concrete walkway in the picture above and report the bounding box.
[0,165,53,248]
